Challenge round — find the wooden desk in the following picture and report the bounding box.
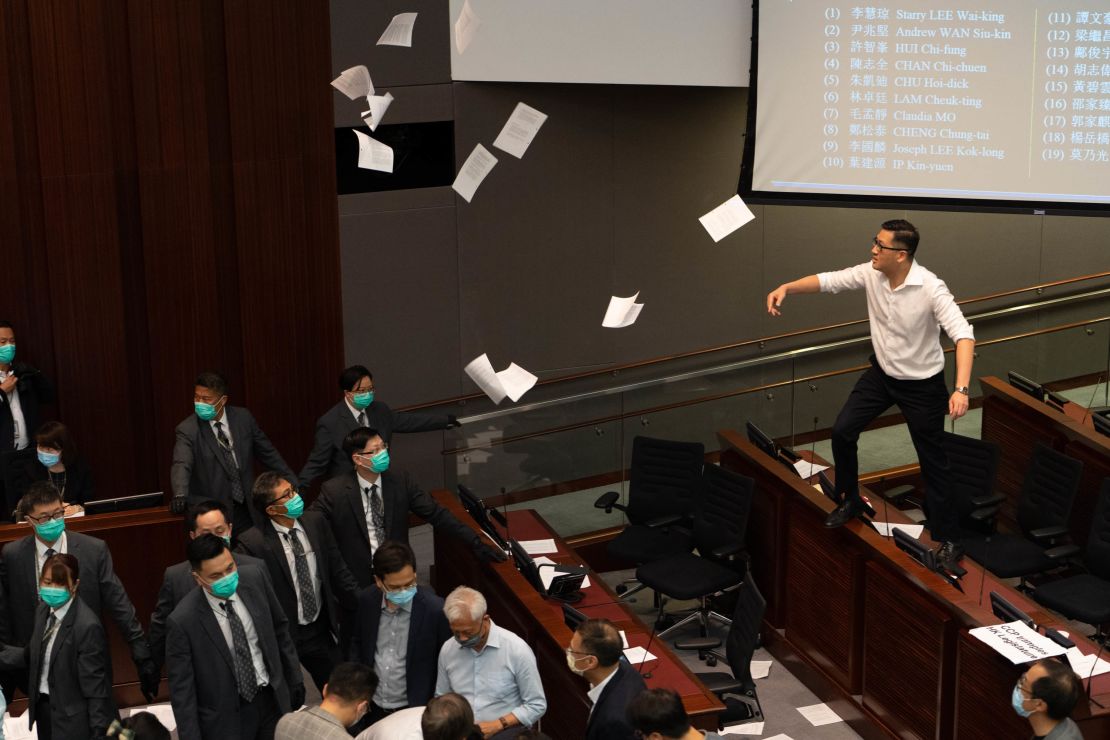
[429,490,724,740]
[980,375,1110,548]
[0,507,183,710]
[718,429,1110,740]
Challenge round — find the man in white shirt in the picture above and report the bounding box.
[767,220,975,569]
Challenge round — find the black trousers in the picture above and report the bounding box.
[295,615,341,693]
[34,694,52,740]
[831,358,958,541]
[240,685,281,740]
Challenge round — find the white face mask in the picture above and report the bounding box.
[566,649,588,675]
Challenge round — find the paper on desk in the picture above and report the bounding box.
[455,0,481,54]
[452,144,498,202]
[1067,646,1110,677]
[493,103,548,159]
[518,538,557,555]
[699,194,756,243]
[602,293,644,329]
[750,659,772,679]
[623,646,657,664]
[793,459,828,479]
[620,630,629,649]
[970,620,1067,664]
[797,702,843,727]
[361,92,395,132]
[721,721,764,735]
[872,522,925,539]
[331,65,373,100]
[464,353,536,404]
[353,131,394,173]
[533,556,591,589]
[377,12,418,47]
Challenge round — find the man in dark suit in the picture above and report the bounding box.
[0,481,159,700]
[349,540,451,730]
[149,499,266,669]
[167,534,305,740]
[170,370,298,536]
[567,618,646,740]
[298,365,458,488]
[311,427,503,589]
[237,471,359,693]
[0,320,55,520]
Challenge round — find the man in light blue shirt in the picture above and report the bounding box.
[435,586,546,739]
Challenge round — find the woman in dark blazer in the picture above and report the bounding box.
[0,552,116,739]
[15,421,95,509]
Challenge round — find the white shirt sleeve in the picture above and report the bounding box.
[930,279,975,343]
[817,263,870,294]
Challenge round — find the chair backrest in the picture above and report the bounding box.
[942,432,1000,519]
[1016,444,1084,536]
[694,464,754,557]
[1086,478,1110,582]
[625,436,705,525]
[725,577,766,690]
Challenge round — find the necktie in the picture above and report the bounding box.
[366,484,386,545]
[214,421,245,503]
[41,548,56,576]
[220,601,258,701]
[42,613,59,646]
[287,529,318,622]
[358,411,367,427]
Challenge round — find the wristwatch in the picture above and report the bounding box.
[954,386,970,395]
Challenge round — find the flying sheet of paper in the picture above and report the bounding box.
[797,703,843,727]
[722,721,764,736]
[331,65,373,100]
[464,353,536,404]
[377,12,418,46]
[455,0,481,54]
[519,538,558,555]
[750,660,772,679]
[623,646,657,664]
[492,102,548,158]
[602,293,644,328]
[353,131,394,173]
[793,459,829,478]
[872,522,925,539]
[699,194,756,243]
[360,92,395,132]
[452,144,498,202]
[1067,646,1110,677]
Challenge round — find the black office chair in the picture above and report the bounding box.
[635,464,754,638]
[1033,478,1110,642]
[675,577,767,725]
[594,436,704,598]
[962,443,1084,587]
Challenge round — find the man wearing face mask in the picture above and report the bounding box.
[0,320,55,521]
[435,586,547,739]
[567,618,645,740]
[312,427,504,589]
[276,662,377,739]
[349,541,452,730]
[237,472,359,694]
[170,370,298,537]
[167,534,304,740]
[0,482,160,702]
[298,365,460,490]
[148,499,267,670]
[1012,659,1084,740]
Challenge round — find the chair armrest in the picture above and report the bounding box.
[970,505,1001,523]
[969,493,1006,509]
[673,637,721,651]
[1043,543,1081,561]
[883,484,917,503]
[1029,525,1069,543]
[711,542,745,560]
[645,513,685,528]
[696,673,745,695]
[593,491,627,514]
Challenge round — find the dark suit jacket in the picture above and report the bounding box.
[0,531,147,660]
[235,511,359,638]
[311,470,478,588]
[585,659,647,740]
[166,564,302,740]
[349,585,450,707]
[148,552,265,669]
[171,406,297,517]
[298,400,450,486]
[11,453,96,505]
[0,362,54,452]
[0,599,117,740]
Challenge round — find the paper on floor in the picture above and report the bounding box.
[721,720,764,735]
[797,702,843,726]
[750,659,772,679]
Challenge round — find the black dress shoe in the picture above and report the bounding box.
[936,541,965,571]
[824,499,864,528]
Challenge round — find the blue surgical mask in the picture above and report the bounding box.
[39,585,72,609]
[385,585,417,607]
[1012,684,1033,717]
[210,570,239,599]
[195,402,218,421]
[370,449,390,473]
[34,517,65,544]
[283,493,304,519]
[351,390,374,410]
[0,344,14,364]
[37,449,61,468]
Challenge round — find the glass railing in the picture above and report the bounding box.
[422,274,1110,539]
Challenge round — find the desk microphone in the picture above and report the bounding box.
[1081,374,1106,425]
[878,476,890,539]
[500,486,513,554]
[808,416,819,483]
[638,621,660,680]
[1087,636,1106,709]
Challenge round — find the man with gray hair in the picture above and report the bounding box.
[435,586,546,738]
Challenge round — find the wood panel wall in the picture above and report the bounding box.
[0,0,343,499]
